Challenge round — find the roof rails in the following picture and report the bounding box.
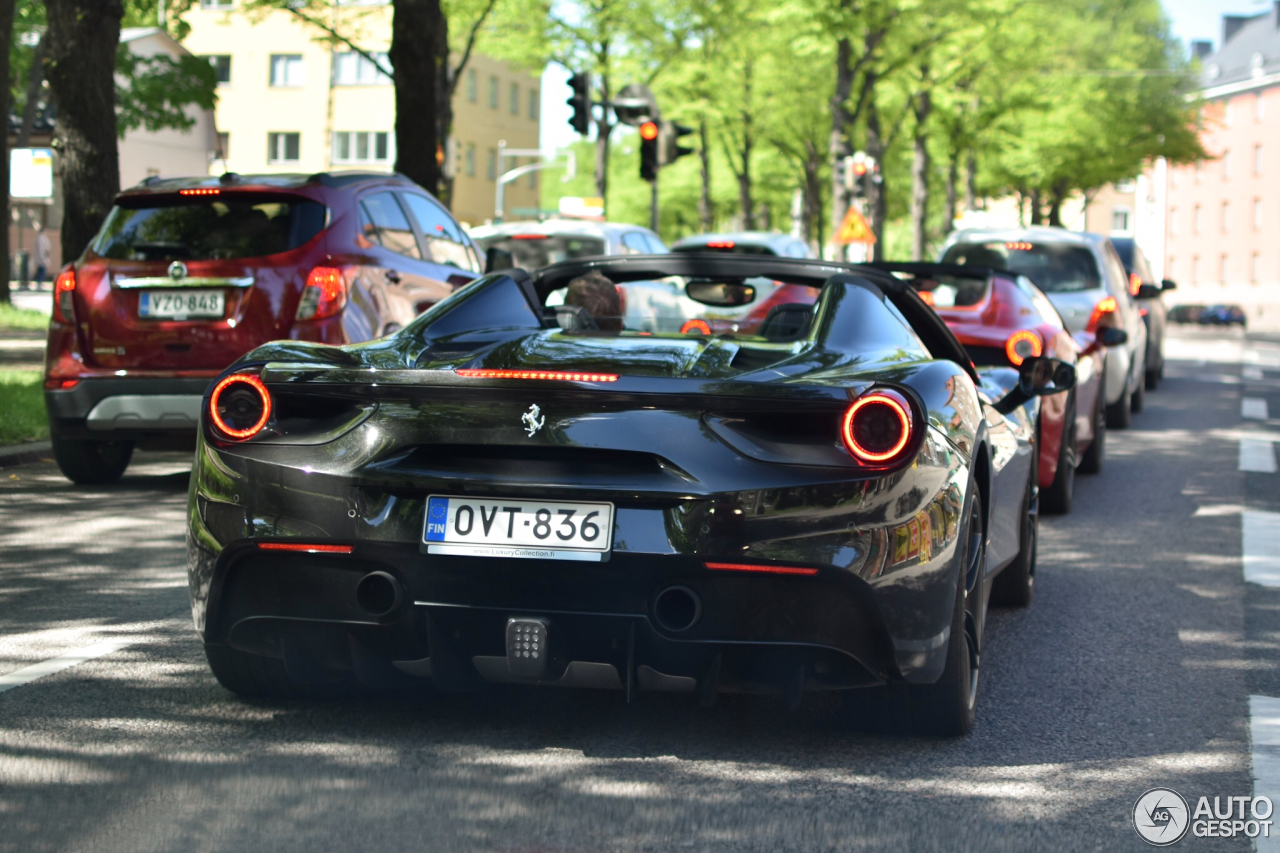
[306,170,412,188]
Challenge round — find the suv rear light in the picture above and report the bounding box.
[841,389,915,465]
[1086,296,1118,332]
[54,270,76,322]
[1005,330,1043,366]
[1128,273,1142,296]
[296,266,348,321]
[210,373,272,439]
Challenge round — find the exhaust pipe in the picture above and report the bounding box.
[355,571,404,618]
[654,586,701,633]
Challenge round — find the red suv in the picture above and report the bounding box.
[45,171,489,484]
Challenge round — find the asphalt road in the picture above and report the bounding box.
[0,327,1272,852]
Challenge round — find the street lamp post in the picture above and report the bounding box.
[493,140,575,224]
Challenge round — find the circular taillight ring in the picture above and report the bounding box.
[842,390,913,464]
[210,374,272,440]
[1004,330,1043,367]
[681,319,711,335]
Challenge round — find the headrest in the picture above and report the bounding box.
[554,304,600,331]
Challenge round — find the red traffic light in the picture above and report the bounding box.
[639,121,659,140]
[852,162,869,176]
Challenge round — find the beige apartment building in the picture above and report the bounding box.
[182,0,541,227]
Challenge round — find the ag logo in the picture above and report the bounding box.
[1133,788,1190,846]
[168,261,188,282]
[521,403,545,437]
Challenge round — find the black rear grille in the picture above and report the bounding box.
[382,444,678,484]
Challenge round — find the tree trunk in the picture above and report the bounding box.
[944,151,957,230]
[594,68,611,213]
[737,59,754,229]
[17,35,45,148]
[804,139,823,250]
[965,148,977,210]
[698,119,712,230]
[0,0,14,303]
[910,81,931,261]
[45,0,123,267]
[865,74,887,261]
[433,10,452,208]
[1029,188,1043,225]
[828,36,853,260]
[390,0,441,197]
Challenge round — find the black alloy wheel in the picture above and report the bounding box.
[1105,365,1132,429]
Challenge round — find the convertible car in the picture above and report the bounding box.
[867,263,1123,515]
[186,255,1073,735]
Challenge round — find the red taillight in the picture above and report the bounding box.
[1086,296,1118,332]
[179,188,220,196]
[510,234,547,240]
[680,319,711,335]
[1128,272,1142,296]
[209,373,272,439]
[705,240,736,249]
[1004,329,1043,366]
[54,270,76,322]
[705,561,819,576]
[257,542,353,554]
[43,379,79,390]
[1005,241,1033,251]
[1139,306,1148,317]
[296,266,347,321]
[455,369,619,382]
[841,389,914,465]
[918,290,935,306]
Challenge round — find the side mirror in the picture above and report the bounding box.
[1136,283,1163,299]
[1098,326,1128,347]
[1162,279,1178,291]
[993,356,1076,414]
[484,246,515,273]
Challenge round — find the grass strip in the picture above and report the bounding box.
[0,370,48,446]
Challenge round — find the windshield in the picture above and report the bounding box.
[93,195,327,261]
[545,273,820,340]
[941,241,1102,293]
[476,234,606,268]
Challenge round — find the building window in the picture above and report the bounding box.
[200,0,234,7]
[269,54,304,88]
[1111,207,1131,233]
[332,52,390,85]
[509,82,519,115]
[1256,144,1264,176]
[1193,204,1201,234]
[215,131,230,159]
[465,143,475,177]
[332,131,391,163]
[1170,207,1178,235]
[267,132,300,163]
[1223,150,1232,179]
[1114,179,1136,193]
[1252,253,1261,283]
[488,75,498,109]
[529,88,539,120]
[466,68,476,103]
[1220,254,1229,284]
[1222,201,1231,232]
[486,148,497,180]
[206,54,231,85]
[1257,92,1266,122]
[1256,199,1264,230]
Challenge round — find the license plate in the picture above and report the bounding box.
[139,290,224,319]
[422,495,614,561]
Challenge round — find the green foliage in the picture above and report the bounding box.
[0,370,48,447]
[0,302,49,331]
[115,47,218,137]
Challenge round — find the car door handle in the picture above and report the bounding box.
[385,270,401,284]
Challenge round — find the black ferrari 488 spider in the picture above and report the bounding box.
[186,254,1073,735]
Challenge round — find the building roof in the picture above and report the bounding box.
[1201,2,1280,90]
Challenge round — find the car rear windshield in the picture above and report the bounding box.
[93,194,328,261]
[1111,238,1135,268]
[910,273,989,309]
[476,234,606,268]
[940,241,1101,293]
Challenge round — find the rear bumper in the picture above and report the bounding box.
[46,376,216,440]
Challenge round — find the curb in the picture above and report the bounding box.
[0,440,53,469]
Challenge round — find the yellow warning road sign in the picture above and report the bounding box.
[835,206,876,245]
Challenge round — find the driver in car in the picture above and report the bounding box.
[565,271,624,332]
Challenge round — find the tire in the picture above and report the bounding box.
[1130,372,1144,413]
[1145,367,1159,391]
[845,485,985,737]
[991,464,1037,607]
[1039,401,1075,515]
[51,433,134,485]
[1105,379,1131,429]
[1078,378,1106,475]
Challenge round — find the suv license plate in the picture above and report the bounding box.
[139,290,224,319]
[422,495,614,562]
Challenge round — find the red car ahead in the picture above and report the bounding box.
[870,263,1125,515]
[45,171,492,485]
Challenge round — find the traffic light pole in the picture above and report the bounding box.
[650,171,659,232]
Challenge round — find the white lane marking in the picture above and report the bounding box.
[1245,398,1270,420]
[1244,511,1280,587]
[1241,439,1279,473]
[0,640,132,694]
[1251,695,1280,852]
[1245,366,1265,381]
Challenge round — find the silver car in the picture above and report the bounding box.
[939,226,1148,428]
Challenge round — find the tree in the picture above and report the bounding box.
[45,0,125,266]
[0,0,15,305]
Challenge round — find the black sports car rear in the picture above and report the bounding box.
[186,255,1068,735]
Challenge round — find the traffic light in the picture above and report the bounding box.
[566,72,592,136]
[639,120,659,181]
[845,151,878,198]
[659,121,694,166]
